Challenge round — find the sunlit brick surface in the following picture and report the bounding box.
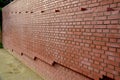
[2,0,120,80]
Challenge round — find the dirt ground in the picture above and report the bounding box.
[0,49,44,80]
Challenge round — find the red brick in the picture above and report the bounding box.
[2,0,120,80]
[100,0,114,5]
[106,43,120,48]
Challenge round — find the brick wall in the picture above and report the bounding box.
[2,0,120,80]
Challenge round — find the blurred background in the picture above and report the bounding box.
[0,0,13,48]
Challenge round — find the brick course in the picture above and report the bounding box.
[2,0,120,80]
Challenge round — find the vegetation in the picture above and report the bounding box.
[0,0,10,48]
[0,0,7,31]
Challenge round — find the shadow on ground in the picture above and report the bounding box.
[0,49,44,80]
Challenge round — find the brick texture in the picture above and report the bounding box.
[2,0,120,80]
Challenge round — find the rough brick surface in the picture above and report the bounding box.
[2,0,120,80]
